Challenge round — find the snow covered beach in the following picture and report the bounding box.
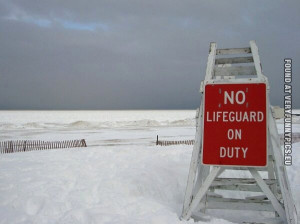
[0,110,299,223]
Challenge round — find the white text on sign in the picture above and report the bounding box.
[206,90,263,159]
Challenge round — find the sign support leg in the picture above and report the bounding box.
[182,166,223,220]
[249,168,286,221]
[268,107,298,224]
[182,102,204,215]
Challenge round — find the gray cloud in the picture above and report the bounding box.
[0,0,299,109]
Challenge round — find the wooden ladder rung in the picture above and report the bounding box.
[214,65,256,76]
[210,184,262,192]
[192,212,283,224]
[206,196,270,203]
[215,56,254,65]
[222,166,268,171]
[216,47,251,55]
[201,198,275,211]
[207,193,269,203]
[240,217,283,224]
[212,178,276,185]
[236,216,283,224]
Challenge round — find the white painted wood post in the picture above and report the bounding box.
[204,42,217,81]
[268,106,298,224]
[182,102,204,215]
[182,166,222,220]
[249,168,286,221]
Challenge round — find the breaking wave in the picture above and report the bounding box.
[67,118,195,129]
[0,118,196,130]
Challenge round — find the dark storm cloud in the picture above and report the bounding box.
[0,0,299,109]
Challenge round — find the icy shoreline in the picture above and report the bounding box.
[0,110,299,223]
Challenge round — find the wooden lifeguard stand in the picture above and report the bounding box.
[181,41,298,224]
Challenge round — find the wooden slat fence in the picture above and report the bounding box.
[156,135,194,146]
[0,139,87,154]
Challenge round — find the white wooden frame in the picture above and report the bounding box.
[181,41,298,224]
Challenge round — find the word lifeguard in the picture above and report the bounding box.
[206,111,264,122]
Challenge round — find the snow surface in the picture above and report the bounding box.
[0,110,299,224]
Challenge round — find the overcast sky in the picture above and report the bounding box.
[0,0,299,110]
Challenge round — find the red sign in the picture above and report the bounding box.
[202,83,267,167]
